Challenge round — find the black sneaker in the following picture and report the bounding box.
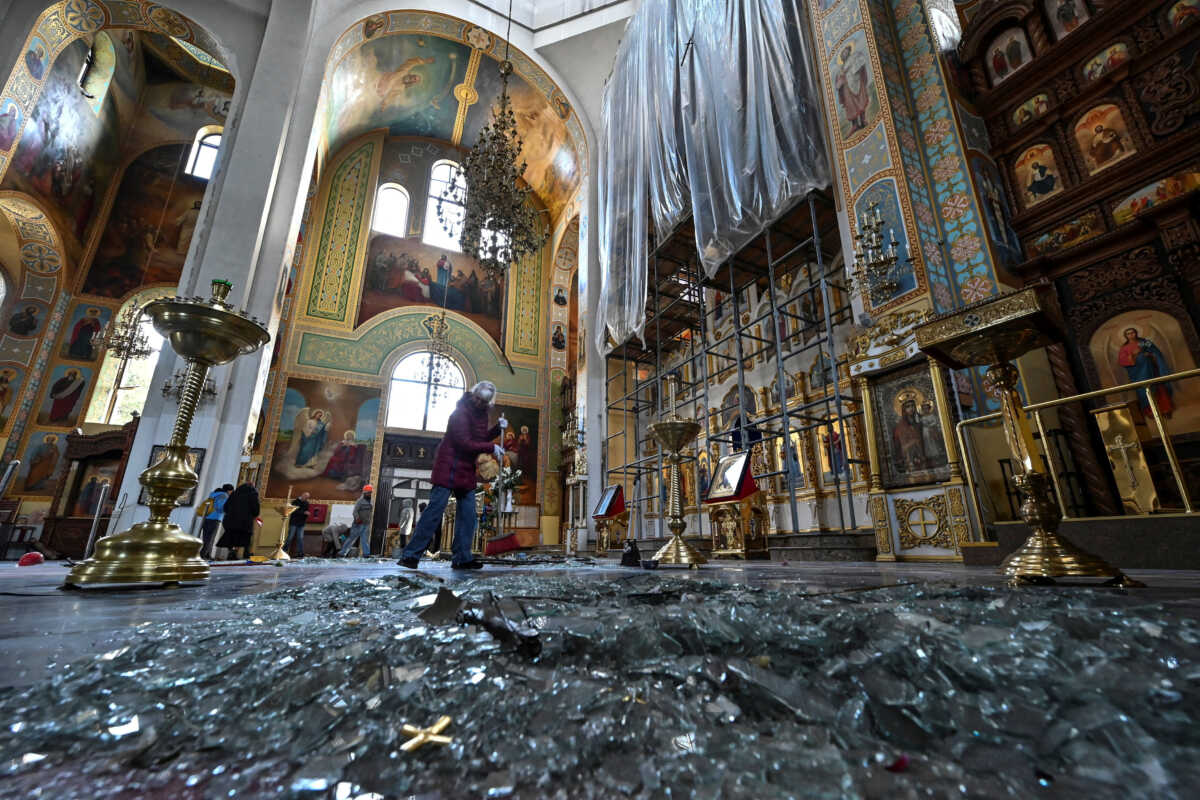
[398,557,419,569]
[451,560,484,570]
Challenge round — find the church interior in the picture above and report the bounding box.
[1,0,1199,796]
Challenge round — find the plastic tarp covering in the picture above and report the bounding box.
[596,0,830,353]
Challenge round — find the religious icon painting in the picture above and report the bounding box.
[1082,43,1129,83]
[70,457,120,517]
[869,362,952,489]
[830,30,879,140]
[37,364,93,427]
[24,36,48,81]
[0,98,23,151]
[1074,104,1135,176]
[60,304,112,361]
[707,452,750,501]
[1086,309,1200,436]
[1169,0,1200,31]
[1014,144,1064,208]
[6,299,48,337]
[1011,94,1050,127]
[494,404,540,506]
[986,28,1032,87]
[1045,0,1090,41]
[819,417,851,484]
[266,377,382,502]
[1112,172,1200,225]
[17,430,68,495]
[0,366,25,430]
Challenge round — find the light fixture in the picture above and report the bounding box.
[850,201,909,307]
[161,368,218,406]
[93,305,153,361]
[437,0,548,277]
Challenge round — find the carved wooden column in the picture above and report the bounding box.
[1043,342,1119,516]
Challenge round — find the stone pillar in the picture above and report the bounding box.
[583,142,605,547]
[109,0,318,533]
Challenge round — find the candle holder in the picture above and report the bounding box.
[649,377,706,568]
[66,280,269,586]
[915,286,1139,586]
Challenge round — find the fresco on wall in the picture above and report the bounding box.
[1113,171,1200,224]
[3,39,122,242]
[1075,104,1136,175]
[136,82,230,148]
[37,364,93,427]
[1169,0,1200,30]
[495,404,540,507]
[59,304,112,362]
[1046,0,1090,40]
[81,144,206,298]
[6,299,47,337]
[1083,44,1129,82]
[986,29,1032,86]
[0,99,22,151]
[831,31,878,139]
[1011,94,1049,127]
[358,234,505,344]
[1088,309,1200,435]
[1014,144,1064,207]
[0,366,24,429]
[266,377,381,501]
[970,157,1023,266]
[870,362,951,489]
[16,430,67,494]
[462,60,580,220]
[24,36,49,81]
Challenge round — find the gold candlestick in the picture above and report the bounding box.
[66,280,270,586]
[649,377,705,568]
[270,485,293,561]
[915,286,1139,586]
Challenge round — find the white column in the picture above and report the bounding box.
[110,0,319,533]
[583,143,605,546]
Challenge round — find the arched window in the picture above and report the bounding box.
[386,351,466,432]
[85,289,173,425]
[185,127,223,180]
[372,183,410,238]
[422,160,465,252]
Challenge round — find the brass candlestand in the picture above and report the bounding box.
[649,379,706,568]
[270,486,293,561]
[66,280,269,586]
[914,285,1138,586]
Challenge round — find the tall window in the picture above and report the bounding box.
[186,128,222,180]
[386,351,465,432]
[372,183,410,238]
[423,160,465,252]
[86,289,173,425]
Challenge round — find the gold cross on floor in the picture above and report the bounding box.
[401,715,453,752]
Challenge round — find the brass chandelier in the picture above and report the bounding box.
[93,304,154,361]
[851,202,907,307]
[437,0,547,276]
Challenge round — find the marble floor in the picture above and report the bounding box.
[3,557,1199,690]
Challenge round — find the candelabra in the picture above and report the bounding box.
[851,202,909,307]
[92,304,154,361]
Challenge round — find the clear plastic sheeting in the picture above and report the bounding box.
[3,575,1199,798]
[596,0,831,353]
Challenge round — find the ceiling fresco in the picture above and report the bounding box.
[323,12,585,222]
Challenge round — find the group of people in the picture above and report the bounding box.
[197,482,260,561]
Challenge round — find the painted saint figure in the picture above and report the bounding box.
[1057,0,1082,33]
[175,200,201,255]
[834,44,872,134]
[47,368,86,423]
[551,324,566,351]
[67,307,104,360]
[24,434,60,492]
[1118,327,1174,417]
[9,305,40,335]
[1088,124,1126,169]
[1026,161,1058,198]
[295,409,329,467]
[891,394,928,474]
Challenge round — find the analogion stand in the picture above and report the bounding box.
[703,451,769,559]
[592,484,629,557]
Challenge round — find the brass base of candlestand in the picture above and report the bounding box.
[653,533,707,568]
[65,521,209,585]
[267,546,291,561]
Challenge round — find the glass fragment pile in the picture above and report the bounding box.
[2,575,1198,798]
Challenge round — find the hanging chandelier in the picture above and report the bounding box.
[92,304,153,361]
[437,0,547,277]
[850,202,908,307]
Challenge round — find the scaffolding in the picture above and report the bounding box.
[604,190,865,544]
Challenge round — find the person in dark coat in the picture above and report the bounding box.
[218,483,260,560]
[398,381,505,569]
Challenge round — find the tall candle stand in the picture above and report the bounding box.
[649,376,706,567]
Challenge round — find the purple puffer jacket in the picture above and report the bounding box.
[431,395,502,490]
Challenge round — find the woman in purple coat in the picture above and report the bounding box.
[398,381,506,569]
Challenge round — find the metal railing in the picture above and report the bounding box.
[957,367,1200,539]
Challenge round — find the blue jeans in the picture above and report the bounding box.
[283,522,306,557]
[401,486,476,565]
[199,518,221,558]
[339,522,371,557]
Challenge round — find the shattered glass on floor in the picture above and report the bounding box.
[2,574,1198,798]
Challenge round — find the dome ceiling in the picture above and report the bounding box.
[323,12,585,221]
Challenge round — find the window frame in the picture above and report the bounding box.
[185,129,223,180]
[386,350,466,433]
[371,182,411,238]
[422,160,465,252]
